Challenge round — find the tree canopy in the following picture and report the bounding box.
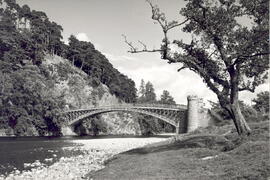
[124,0,269,135]
[159,90,176,105]
[136,79,176,134]
[137,80,157,103]
[252,91,269,114]
[0,0,137,135]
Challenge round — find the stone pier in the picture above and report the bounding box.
[187,95,199,132]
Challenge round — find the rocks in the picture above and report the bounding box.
[23,160,45,168]
[44,158,53,162]
[201,155,219,160]
[2,137,166,180]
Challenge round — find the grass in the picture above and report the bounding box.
[87,121,270,180]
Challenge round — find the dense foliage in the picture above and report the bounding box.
[159,90,176,105]
[0,0,137,135]
[210,97,267,126]
[252,91,269,114]
[136,79,175,134]
[66,35,136,103]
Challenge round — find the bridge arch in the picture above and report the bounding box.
[62,98,209,134]
[67,108,178,127]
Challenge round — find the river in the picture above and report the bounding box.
[0,135,170,179]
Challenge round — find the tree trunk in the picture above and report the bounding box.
[80,61,84,70]
[226,65,251,136]
[226,101,251,136]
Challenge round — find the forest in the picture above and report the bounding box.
[0,0,136,135]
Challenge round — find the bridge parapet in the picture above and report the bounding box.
[64,103,187,114]
[133,103,187,109]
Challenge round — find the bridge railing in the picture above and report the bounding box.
[130,103,187,109]
[63,103,187,113]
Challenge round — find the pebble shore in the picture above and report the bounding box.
[1,137,167,180]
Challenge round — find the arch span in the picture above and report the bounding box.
[68,108,178,127]
[62,97,211,134]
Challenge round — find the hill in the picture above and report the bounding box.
[0,0,138,136]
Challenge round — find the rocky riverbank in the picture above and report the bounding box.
[1,137,167,180]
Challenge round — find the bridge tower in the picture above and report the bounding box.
[187,95,199,132]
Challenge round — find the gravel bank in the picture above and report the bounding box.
[1,137,167,180]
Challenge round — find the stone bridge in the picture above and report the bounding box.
[62,96,211,134]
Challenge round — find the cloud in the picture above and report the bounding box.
[75,33,90,42]
[239,82,269,106]
[103,53,144,70]
[104,53,169,71]
[104,52,219,106]
[94,43,103,51]
[103,53,137,62]
[116,60,217,106]
[75,33,103,51]
[103,52,268,107]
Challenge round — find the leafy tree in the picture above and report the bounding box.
[159,90,176,105]
[157,90,176,132]
[144,81,156,103]
[138,79,146,101]
[137,80,156,103]
[46,21,63,55]
[0,66,65,136]
[124,0,269,135]
[252,91,269,114]
[66,35,137,103]
[136,80,169,134]
[67,35,81,65]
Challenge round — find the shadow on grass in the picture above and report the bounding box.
[90,121,270,180]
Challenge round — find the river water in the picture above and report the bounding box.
[0,135,171,177]
[0,136,80,176]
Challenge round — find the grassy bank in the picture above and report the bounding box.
[88,121,270,180]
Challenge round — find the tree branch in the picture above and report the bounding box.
[177,66,186,72]
[167,19,189,31]
[233,51,270,66]
[122,34,163,53]
[239,80,257,92]
[146,0,188,33]
[138,40,147,51]
[239,86,255,92]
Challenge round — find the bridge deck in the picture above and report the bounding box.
[64,103,187,113]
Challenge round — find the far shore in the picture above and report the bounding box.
[0,132,176,138]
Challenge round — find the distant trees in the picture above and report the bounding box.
[138,79,146,101]
[0,0,137,103]
[65,35,137,103]
[124,0,269,135]
[252,91,269,115]
[159,90,176,105]
[136,79,176,134]
[137,79,176,105]
[138,80,160,103]
[0,0,64,66]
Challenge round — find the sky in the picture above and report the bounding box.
[18,0,269,106]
